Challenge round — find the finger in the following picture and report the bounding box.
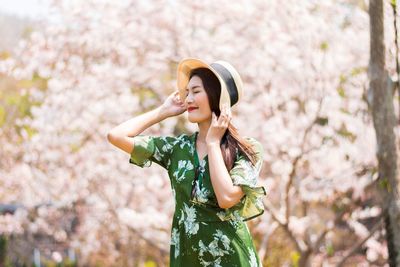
[220,109,227,118]
[222,109,229,120]
[225,105,231,116]
[175,91,184,101]
[216,115,223,127]
[222,107,227,115]
[224,105,230,117]
[221,105,226,114]
[217,112,224,124]
[176,94,183,104]
[222,113,231,126]
[226,110,232,121]
[224,116,231,127]
[212,112,218,124]
[219,119,228,129]
[223,114,230,125]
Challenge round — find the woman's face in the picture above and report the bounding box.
[185,75,212,123]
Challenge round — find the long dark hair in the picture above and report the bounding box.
[189,68,259,171]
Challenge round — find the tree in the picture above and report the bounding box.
[369,0,400,266]
[0,0,391,265]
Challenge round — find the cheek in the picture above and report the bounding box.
[196,94,211,111]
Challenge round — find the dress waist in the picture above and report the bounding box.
[174,201,227,222]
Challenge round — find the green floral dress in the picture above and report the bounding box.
[129,131,266,267]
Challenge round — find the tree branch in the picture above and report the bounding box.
[336,215,383,267]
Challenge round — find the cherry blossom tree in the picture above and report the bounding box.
[0,0,397,266]
[368,0,400,266]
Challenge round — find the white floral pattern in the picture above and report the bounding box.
[179,138,192,149]
[178,203,199,236]
[199,257,222,267]
[217,210,242,229]
[196,229,233,266]
[173,160,194,182]
[230,154,261,187]
[194,184,211,204]
[171,227,180,258]
[249,247,259,267]
[129,133,263,266]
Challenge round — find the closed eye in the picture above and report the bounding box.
[185,89,200,95]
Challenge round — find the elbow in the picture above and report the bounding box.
[107,131,119,144]
[107,132,114,144]
[217,196,236,209]
[217,188,245,209]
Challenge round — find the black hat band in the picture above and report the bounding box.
[210,63,239,106]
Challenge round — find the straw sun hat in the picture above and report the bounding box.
[176,58,243,110]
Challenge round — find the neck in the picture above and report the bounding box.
[197,119,211,144]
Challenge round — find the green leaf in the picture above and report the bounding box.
[339,108,351,115]
[336,123,357,142]
[350,67,366,76]
[0,106,5,127]
[22,125,38,139]
[315,117,329,126]
[339,74,347,83]
[322,136,333,144]
[379,178,391,192]
[320,41,329,51]
[70,143,81,153]
[326,243,334,256]
[337,86,346,98]
[17,72,49,90]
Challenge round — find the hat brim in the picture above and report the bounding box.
[177,58,231,110]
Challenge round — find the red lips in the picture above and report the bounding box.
[187,107,198,112]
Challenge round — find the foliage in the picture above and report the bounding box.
[0,0,397,266]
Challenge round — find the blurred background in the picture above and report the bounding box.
[0,0,399,266]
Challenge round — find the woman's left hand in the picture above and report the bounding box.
[206,104,232,145]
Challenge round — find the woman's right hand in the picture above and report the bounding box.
[160,90,187,118]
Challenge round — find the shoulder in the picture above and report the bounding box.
[243,136,261,145]
[156,133,192,148]
[243,136,263,155]
[154,133,187,142]
[232,136,263,165]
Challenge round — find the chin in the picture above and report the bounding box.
[187,116,201,123]
[187,113,210,124]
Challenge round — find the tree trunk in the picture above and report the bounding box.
[0,235,6,267]
[369,1,400,266]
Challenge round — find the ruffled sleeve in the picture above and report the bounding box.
[129,135,178,170]
[217,137,266,222]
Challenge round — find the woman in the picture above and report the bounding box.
[107,58,266,267]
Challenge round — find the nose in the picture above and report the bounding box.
[185,92,194,104]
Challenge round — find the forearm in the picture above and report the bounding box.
[108,106,168,137]
[207,142,244,209]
